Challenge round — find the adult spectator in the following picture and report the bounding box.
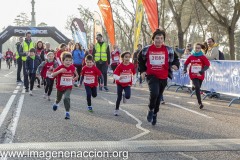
[138,29,179,125]
[205,38,219,60]
[92,33,111,91]
[22,32,35,92]
[133,44,143,87]
[175,43,192,56]
[16,37,24,82]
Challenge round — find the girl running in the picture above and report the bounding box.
[184,42,210,109]
[113,52,136,116]
[51,52,79,119]
[80,55,103,112]
[37,52,58,101]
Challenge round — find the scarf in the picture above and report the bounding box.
[191,50,203,57]
[30,56,36,60]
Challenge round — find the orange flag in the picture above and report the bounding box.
[98,0,115,45]
[142,0,159,33]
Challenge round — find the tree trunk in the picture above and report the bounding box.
[228,26,235,60]
[178,31,184,48]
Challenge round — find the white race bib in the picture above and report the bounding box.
[150,54,165,65]
[119,73,132,83]
[114,56,119,61]
[84,75,95,84]
[191,65,202,73]
[60,76,73,86]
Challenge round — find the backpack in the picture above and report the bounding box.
[218,50,225,60]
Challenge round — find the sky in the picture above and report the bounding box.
[0,0,99,39]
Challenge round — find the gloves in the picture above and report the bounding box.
[183,70,187,74]
[199,70,204,75]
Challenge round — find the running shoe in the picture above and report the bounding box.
[52,104,59,111]
[65,112,70,120]
[147,110,154,122]
[88,106,93,112]
[114,110,119,116]
[152,114,157,125]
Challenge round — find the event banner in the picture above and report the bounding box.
[98,0,115,45]
[171,60,240,96]
[71,18,88,49]
[142,0,159,33]
[93,11,103,44]
[134,0,144,50]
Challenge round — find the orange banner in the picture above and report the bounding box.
[98,0,115,45]
[142,0,159,33]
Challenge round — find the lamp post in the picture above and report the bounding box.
[31,0,36,27]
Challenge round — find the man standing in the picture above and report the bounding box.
[133,44,143,87]
[92,34,111,91]
[205,38,219,60]
[22,32,35,92]
[16,37,24,83]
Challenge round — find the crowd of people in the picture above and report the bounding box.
[0,28,222,125]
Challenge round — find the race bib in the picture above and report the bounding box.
[84,75,95,84]
[119,73,132,83]
[60,76,73,86]
[191,65,202,73]
[150,54,165,65]
[114,56,119,61]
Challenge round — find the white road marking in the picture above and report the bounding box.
[4,71,13,77]
[22,89,25,94]
[4,95,25,144]
[178,152,198,160]
[101,96,150,141]
[175,97,180,99]
[203,102,211,105]
[16,86,20,89]
[168,103,213,119]
[187,102,196,104]
[13,90,18,94]
[0,95,16,128]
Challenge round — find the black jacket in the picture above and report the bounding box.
[16,42,23,57]
[25,55,42,74]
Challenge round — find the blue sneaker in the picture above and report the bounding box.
[52,104,58,111]
[65,112,70,120]
[88,106,93,112]
[147,110,154,122]
[152,114,157,125]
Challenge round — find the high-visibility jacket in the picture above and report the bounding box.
[16,51,20,59]
[22,41,35,61]
[94,42,107,62]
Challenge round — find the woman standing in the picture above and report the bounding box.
[72,43,85,86]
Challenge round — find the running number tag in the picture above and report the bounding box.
[60,76,73,86]
[114,56,119,61]
[191,64,202,74]
[150,54,165,65]
[119,73,132,83]
[84,75,95,84]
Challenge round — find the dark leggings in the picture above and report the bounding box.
[45,77,54,96]
[85,86,97,106]
[116,85,131,110]
[74,64,82,82]
[147,76,167,114]
[29,73,36,91]
[35,76,40,85]
[192,78,203,105]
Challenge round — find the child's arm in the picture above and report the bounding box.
[73,70,79,81]
[132,74,137,85]
[36,61,45,75]
[79,75,84,87]
[51,68,66,77]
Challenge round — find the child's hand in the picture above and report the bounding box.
[59,68,67,73]
[73,76,78,81]
[100,84,103,87]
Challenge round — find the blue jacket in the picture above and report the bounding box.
[26,55,42,74]
[72,49,85,65]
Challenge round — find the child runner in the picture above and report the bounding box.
[184,42,210,109]
[80,55,103,112]
[37,52,58,101]
[113,52,136,116]
[110,44,121,83]
[51,52,79,119]
[25,48,42,96]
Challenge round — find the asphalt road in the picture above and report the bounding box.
[0,63,239,160]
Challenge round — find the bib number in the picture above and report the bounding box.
[150,54,165,65]
[191,65,202,73]
[84,75,95,84]
[119,74,131,83]
[114,56,119,61]
[60,76,73,86]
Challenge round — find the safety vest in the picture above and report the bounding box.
[94,42,108,62]
[22,41,35,61]
[16,51,20,60]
